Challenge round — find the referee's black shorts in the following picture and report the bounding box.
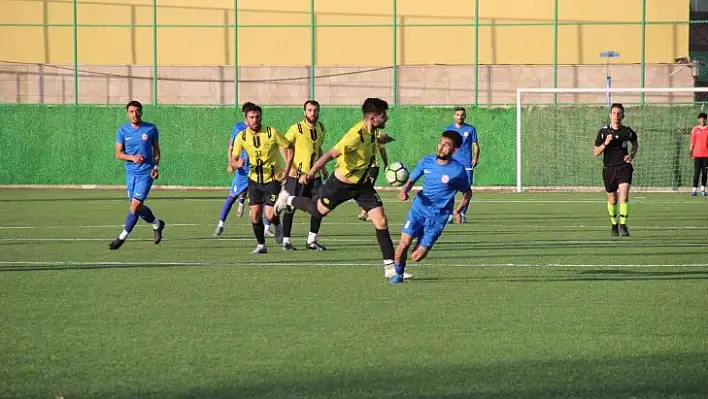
[603,164,633,193]
[284,176,323,200]
[319,175,383,212]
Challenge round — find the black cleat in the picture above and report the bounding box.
[282,242,297,251]
[611,224,619,237]
[618,224,630,237]
[153,220,166,244]
[109,238,125,250]
[306,241,327,251]
[274,223,284,245]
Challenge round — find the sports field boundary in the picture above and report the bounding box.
[0,184,694,193]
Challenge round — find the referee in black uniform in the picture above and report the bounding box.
[593,103,640,237]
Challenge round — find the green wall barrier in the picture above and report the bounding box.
[0,105,515,187]
[0,105,699,189]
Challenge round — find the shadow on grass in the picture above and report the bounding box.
[62,353,708,399]
[413,268,708,283]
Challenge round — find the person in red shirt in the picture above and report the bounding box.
[690,112,708,197]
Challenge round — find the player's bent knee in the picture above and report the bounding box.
[130,199,143,213]
[411,248,429,262]
[316,201,330,216]
[368,208,388,229]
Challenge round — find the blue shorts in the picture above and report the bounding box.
[401,206,449,250]
[229,172,249,197]
[126,174,154,201]
[466,169,474,186]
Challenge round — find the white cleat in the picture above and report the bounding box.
[384,265,413,280]
[236,203,244,217]
[274,189,291,214]
[264,224,275,237]
[251,244,267,254]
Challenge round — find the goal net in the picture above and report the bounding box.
[515,87,708,193]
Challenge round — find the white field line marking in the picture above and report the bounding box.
[0,223,706,230]
[187,199,702,205]
[0,238,704,247]
[0,261,707,268]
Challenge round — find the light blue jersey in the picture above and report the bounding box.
[445,123,478,170]
[115,122,159,176]
[115,122,159,201]
[230,121,250,174]
[229,121,250,195]
[409,155,470,215]
[402,156,470,249]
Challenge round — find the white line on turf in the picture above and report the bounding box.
[0,261,706,268]
[0,223,705,230]
[0,238,704,247]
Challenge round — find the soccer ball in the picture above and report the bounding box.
[384,162,409,187]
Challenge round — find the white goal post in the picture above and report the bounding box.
[515,87,708,193]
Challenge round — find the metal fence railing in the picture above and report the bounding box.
[0,0,701,106]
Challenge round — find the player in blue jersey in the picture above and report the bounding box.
[109,100,166,250]
[444,107,479,224]
[390,130,472,284]
[214,102,253,236]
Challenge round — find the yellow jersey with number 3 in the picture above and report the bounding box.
[233,126,290,183]
[285,120,326,178]
[333,121,379,184]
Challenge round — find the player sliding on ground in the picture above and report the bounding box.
[275,98,410,279]
[389,130,472,284]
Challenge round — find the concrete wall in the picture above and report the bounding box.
[0,63,695,105]
[0,0,690,66]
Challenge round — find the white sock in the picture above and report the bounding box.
[286,196,294,206]
[283,237,291,245]
[307,232,317,244]
[256,244,266,249]
[264,220,271,227]
[693,187,698,193]
[383,259,394,267]
[152,218,161,230]
[702,186,706,192]
[118,230,129,240]
[218,220,225,228]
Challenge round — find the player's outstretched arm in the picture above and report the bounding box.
[303,148,339,183]
[398,180,414,201]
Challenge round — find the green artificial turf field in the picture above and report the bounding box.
[1,189,706,398]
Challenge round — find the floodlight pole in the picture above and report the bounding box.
[600,51,620,109]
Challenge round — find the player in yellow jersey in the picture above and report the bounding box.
[231,103,294,253]
[280,100,329,251]
[357,129,394,221]
[275,98,403,278]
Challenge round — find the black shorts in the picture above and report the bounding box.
[603,165,633,193]
[368,166,380,185]
[284,176,323,200]
[248,180,281,206]
[319,175,383,212]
